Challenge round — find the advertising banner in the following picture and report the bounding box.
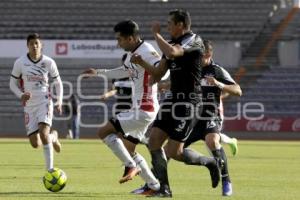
[223,117,300,132]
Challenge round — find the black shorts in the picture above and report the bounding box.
[152,99,199,142]
[184,118,222,148]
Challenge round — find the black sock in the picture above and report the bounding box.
[183,148,215,166]
[212,148,230,182]
[150,149,170,189]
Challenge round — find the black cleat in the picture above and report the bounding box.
[207,158,222,188]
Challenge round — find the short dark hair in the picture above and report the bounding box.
[114,20,140,37]
[203,39,213,54]
[27,33,41,44]
[169,9,191,29]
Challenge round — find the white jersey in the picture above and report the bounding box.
[11,54,60,107]
[122,41,160,113]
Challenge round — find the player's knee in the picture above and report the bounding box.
[97,123,115,140]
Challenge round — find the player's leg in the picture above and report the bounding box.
[37,101,61,153]
[49,129,61,153]
[98,119,139,183]
[166,138,220,189]
[220,133,238,156]
[205,132,232,196]
[28,131,42,148]
[147,127,171,197]
[122,138,160,194]
[38,122,54,170]
[72,114,80,139]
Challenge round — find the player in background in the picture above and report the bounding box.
[182,39,242,196]
[131,10,222,197]
[156,81,238,156]
[219,93,238,156]
[82,20,160,193]
[9,33,63,170]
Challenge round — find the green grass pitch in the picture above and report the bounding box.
[0,139,299,200]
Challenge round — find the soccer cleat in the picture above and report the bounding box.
[130,183,155,196]
[146,185,172,198]
[229,138,238,156]
[222,181,233,196]
[207,158,222,188]
[131,183,147,194]
[51,130,61,153]
[131,184,156,195]
[119,166,140,184]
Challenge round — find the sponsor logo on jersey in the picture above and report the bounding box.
[26,75,46,82]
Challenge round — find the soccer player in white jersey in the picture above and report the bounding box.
[9,33,63,170]
[82,20,160,193]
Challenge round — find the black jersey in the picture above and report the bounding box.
[200,61,236,118]
[165,32,205,104]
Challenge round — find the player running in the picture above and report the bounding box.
[9,33,63,170]
[82,20,160,193]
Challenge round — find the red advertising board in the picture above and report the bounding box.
[223,117,300,132]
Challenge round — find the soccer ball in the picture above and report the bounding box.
[43,168,67,192]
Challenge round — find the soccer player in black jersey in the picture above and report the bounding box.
[131,10,221,197]
[183,40,242,196]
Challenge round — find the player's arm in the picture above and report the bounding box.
[206,77,242,97]
[49,60,63,114]
[10,61,32,105]
[9,76,32,105]
[152,21,184,59]
[99,89,117,100]
[82,66,129,79]
[158,80,171,93]
[53,76,63,114]
[130,54,168,83]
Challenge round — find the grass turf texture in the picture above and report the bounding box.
[0,139,299,200]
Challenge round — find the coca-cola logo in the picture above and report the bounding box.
[292,118,300,131]
[247,119,282,131]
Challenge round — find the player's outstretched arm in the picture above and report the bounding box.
[82,67,129,79]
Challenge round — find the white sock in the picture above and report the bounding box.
[133,152,160,191]
[103,134,136,168]
[43,143,54,170]
[220,133,233,144]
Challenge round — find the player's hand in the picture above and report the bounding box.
[55,103,62,115]
[21,92,31,105]
[151,21,161,34]
[130,53,143,65]
[81,68,97,78]
[205,76,218,86]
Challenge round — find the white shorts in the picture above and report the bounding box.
[110,109,156,142]
[24,100,53,135]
